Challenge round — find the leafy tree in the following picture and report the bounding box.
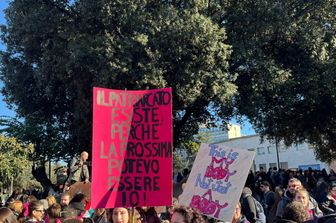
[0,134,34,188]
[0,0,235,177]
[220,0,336,162]
[173,140,199,171]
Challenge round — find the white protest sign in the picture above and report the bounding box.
[179,143,255,222]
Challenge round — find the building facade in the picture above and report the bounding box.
[216,134,329,171]
[197,123,242,143]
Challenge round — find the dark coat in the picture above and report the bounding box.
[319,193,336,215]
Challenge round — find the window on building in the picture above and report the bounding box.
[257,147,265,155]
[269,163,277,169]
[267,146,274,154]
[279,145,287,152]
[280,162,288,170]
[296,144,306,150]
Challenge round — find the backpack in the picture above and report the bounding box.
[240,194,266,223]
[252,197,266,223]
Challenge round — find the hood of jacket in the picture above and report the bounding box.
[242,187,253,196]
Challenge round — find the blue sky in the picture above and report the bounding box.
[0,0,256,135]
[0,1,14,117]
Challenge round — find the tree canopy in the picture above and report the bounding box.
[0,0,235,161]
[221,0,336,162]
[0,134,33,187]
[1,0,336,164]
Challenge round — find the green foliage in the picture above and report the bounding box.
[3,0,335,164]
[221,0,336,162]
[0,0,235,161]
[0,134,34,187]
[173,140,200,170]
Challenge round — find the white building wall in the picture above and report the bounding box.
[216,135,329,171]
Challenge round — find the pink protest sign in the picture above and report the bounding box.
[91,87,173,208]
[179,143,255,222]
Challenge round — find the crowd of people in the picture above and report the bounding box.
[1,166,336,223]
[240,167,336,223]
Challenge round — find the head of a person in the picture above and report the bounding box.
[47,203,62,219]
[40,199,49,211]
[282,201,309,222]
[28,200,45,221]
[81,151,89,161]
[8,200,23,215]
[294,188,309,208]
[274,185,284,199]
[111,207,130,223]
[0,207,18,223]
[168,197,179,215]
[61,207,80,220]
[330,183,336,196]
[94,208,106,217]
[231,202,242,223]
[260,181,271,192]
[133,209,142,223]
[287,178,302,194]
[171,206,204,223]
[46,195,57,207]
[60,192,71,207]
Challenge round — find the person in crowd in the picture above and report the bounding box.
[45,196,57,209]
[60,193,71,210]
[271,167,281,188]
[92,208,108,223]
[268,186,284,223]
[68,193,88,219]
[44,204,61,223]
[66,151,90,187]
[231,202,250,223]
[319,182,336,215]
[246,170,256,192]
[0,207,18,223]
[260,181,275,220]
[61,207,82,222]
[328,169,336,182]
[133,209,143,223]
[182,168,190,181]
[306,168,317,193]
[171,206,204,223]
[275,201,309,223]
[294,170,306,190]
[25,200,45,223]
[276,178,303,218]
[255,168,267,200]
[240,187,260,223]
[313,178,329,204]
[293,188,323,220]
[136,207,160,223]
[8,200,23,220]
[165,197,179,222]
[276,178,322,219]
[111,208,130,223]
[39,200,48,213]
